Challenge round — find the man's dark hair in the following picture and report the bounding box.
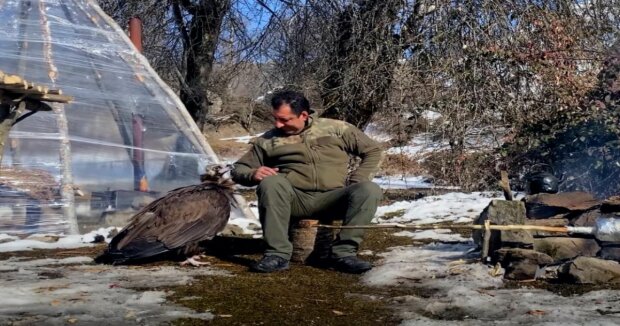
[270,90,311,115]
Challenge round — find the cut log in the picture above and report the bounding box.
[290,219,319,263]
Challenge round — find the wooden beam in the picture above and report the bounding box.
[25,93,73,103]
[0,69,65,100]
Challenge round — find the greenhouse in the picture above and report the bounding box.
[0,0,232,235]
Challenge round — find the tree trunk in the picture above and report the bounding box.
[176,0,231,131]
[320,1,400,129]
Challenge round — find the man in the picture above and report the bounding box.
[232,90,383,274]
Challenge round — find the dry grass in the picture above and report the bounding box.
[205,129,253,161]
[380,153,427,176]
[422,150,498,191]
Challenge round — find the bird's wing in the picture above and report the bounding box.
[156,189,231,249]
[112,186,190,250]
[115,186,232,250]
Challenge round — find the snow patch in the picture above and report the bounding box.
[394,229,470,242]
[0,227,120,252]
[0,256,222,324]
[374,192,502,225]
[372,175,436,189]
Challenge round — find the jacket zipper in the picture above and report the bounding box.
[303,132,319,191]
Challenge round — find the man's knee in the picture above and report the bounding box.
[256,174,293,197]
[349,181,382,200]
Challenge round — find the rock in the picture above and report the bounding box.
[600,246,620,262]
[494,248,554,280]
[571,210,601,227]
[559,256,620,284]
[601,196,620,213]
[26,235,60,243]
[91,234,105,243]
[533,237,600,260]
[524,192,600,219]
[473,200,533,253]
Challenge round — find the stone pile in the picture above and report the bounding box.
[474,192,620,283]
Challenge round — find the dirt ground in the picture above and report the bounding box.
[0,228,418,326]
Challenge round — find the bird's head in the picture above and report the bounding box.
[200,163,234,185]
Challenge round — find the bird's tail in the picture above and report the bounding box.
[94,249,129,265]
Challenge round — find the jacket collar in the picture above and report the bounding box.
[301,112,318,132]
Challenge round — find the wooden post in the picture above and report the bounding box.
[290,219,335,263]
[481,220,492,262]
[499,170,513,201]
[0,98,25,164]
[128,17,143,53]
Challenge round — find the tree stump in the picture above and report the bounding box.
[290,219,334,263]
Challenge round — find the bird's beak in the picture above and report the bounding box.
[220,165,234,175]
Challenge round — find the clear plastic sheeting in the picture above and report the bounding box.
[0,0,221,235]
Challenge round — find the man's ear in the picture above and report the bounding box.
[299,111,309,121]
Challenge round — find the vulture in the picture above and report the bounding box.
[95,164,236,266]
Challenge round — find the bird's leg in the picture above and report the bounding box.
[179,254,209,267]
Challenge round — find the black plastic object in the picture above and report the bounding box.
[526,171,559,194]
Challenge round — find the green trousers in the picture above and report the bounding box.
[256,175,382,259]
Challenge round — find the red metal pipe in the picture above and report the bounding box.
[128,17,143,53]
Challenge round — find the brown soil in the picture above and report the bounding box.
[501,280,620,297]
[169,228,417,325]
[0,229,420,326]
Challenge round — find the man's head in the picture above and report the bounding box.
[270,90,311,135]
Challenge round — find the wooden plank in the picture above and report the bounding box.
[2,74,26,88]
[27,93,73,103]
[1,85,50,96]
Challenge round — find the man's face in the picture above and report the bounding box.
[272,104,309,135]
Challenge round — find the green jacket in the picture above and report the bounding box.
[232,115,383,191]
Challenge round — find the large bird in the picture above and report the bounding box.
[95,164,236,266]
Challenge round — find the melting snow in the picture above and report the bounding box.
[365,243,620,324]
[374,192,503,225]
[372,175,436,189]
[0,256,220,324]
[0,227,119,252]
[394,229,470,242]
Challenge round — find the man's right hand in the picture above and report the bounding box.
[252,166,279,182]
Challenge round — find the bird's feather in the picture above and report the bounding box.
[97,180,233,264]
